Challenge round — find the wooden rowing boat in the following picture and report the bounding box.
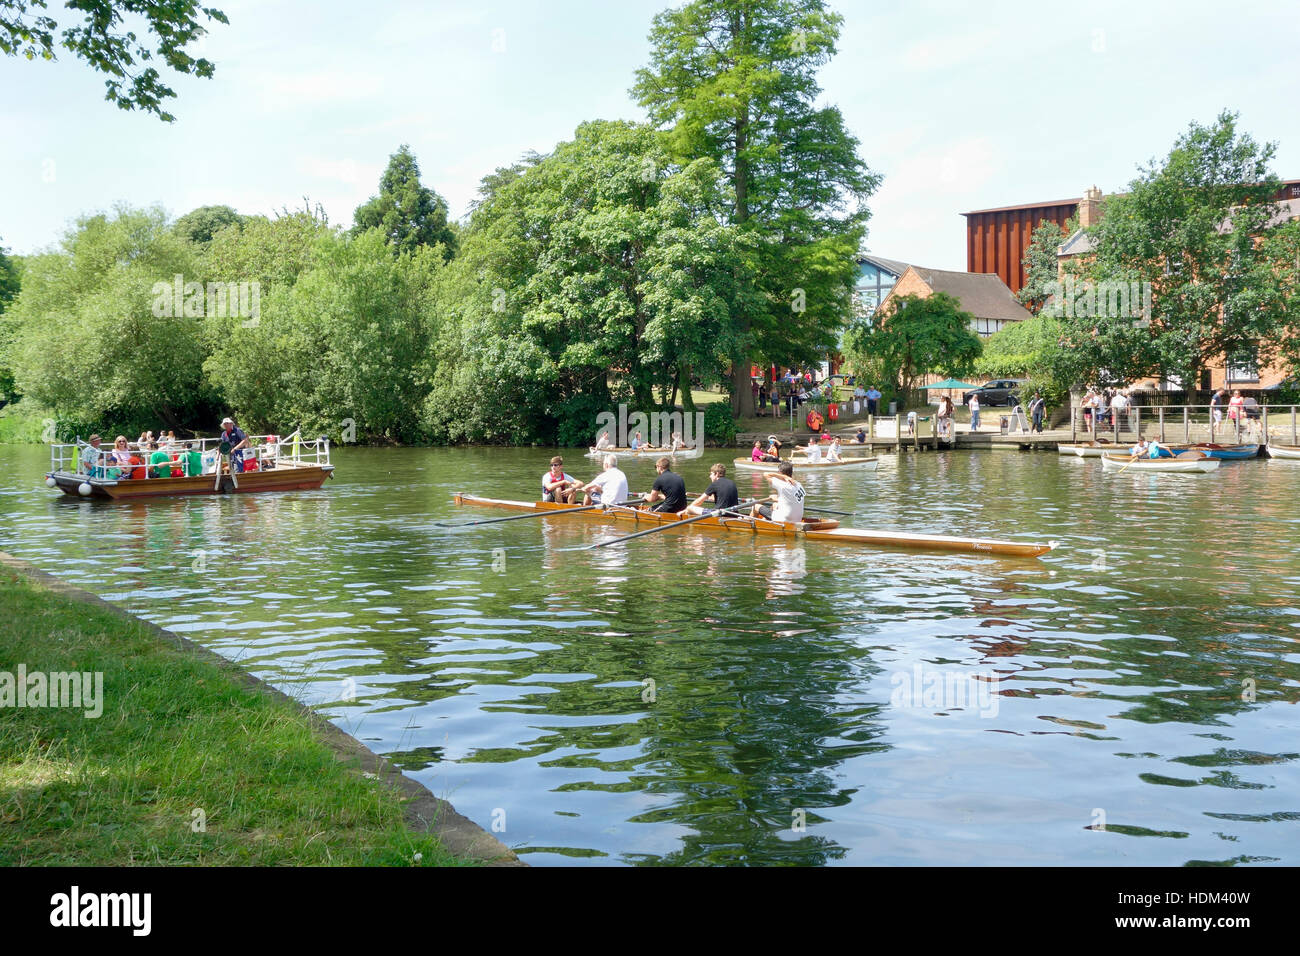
[1100,452,1219,474]
[586,446,703,460]
[1266,443,1300,460]
[1156,442,1260,460]
[452,494,1057,558]
[734,457,878,472]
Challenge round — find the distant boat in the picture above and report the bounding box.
[1156,442,1260,460]
[1100,452,1220,474]
[1266,443,1300,460]
[734,457,878,472]
[586,445,703,460]
[1058,440,1119,458]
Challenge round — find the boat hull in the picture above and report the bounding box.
[586,446,703,460]
[1100,454,1219,474]
[734,457,878,472]
[1156,443,1259,460]
[1266,443,1300,460]
[48,463,334,499]
[1058,441,1117,458]
[451,494,1056,558]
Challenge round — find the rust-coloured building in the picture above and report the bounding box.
[963,180,1300,294]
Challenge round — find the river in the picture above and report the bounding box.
[2,444,1298,866]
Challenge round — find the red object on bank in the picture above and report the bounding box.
[828,402,839,422]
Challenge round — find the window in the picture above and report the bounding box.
[970,318,1002,337]
[1226,348,1259,383]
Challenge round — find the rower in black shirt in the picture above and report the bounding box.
[686,463,739,515]
[644,457,688,513]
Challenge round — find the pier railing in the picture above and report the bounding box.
[54,432,331,479]
[1068,404,1291,445]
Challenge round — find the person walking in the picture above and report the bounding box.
[968,393,981,432]
[1210,388,1225,425]
[1028,392,1047,433]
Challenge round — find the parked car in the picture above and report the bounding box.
[963,379,1024,407]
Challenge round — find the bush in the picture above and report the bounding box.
[703,401,736,446]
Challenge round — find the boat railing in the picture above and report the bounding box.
[51,432,331,478]
[1068,403,1287,445]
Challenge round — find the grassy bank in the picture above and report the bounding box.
[0,565,469,866]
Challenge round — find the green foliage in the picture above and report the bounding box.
[0,0,229,121]
[174,205,245,244]
[1061,111,1300,391]
[703,400,736,445]
[842,292,982,407]
[1017,217,1072,313]
[353,145,457,261]
[633,0,879,415]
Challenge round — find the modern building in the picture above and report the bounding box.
[854,254,911,317]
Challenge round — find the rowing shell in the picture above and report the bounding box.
[733,457,878,472]
[1100,453,1220,474]
[586,446,703,460]
[452,494,1057,558]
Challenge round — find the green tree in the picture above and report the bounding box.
[0,238,18,310]
[0,238,21,402]
[1017,217,1073,314]
[976,312,1069,406]
[842,292,982,408]
[633,0,878,416]
[175,204,244,244]
[1061,111,1300,393]
[353,145,457,260]
[0,0,228,121]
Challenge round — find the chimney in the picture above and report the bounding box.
[1078,185,1103,229]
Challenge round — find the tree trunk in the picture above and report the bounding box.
[680,362,695,414]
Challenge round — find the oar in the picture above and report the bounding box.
[578,500,758,551]
[214,439,232,491]
[437,496,645,528]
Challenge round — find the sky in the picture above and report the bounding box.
[3,0,1299,269]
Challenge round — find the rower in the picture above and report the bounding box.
[685,463,739,515]
[542,455,579,503]
[580,454,629,506]
[644,456,687,514]
[669,430,687,452]
[763,435,782,462]
[825,436,842,462]
[855,426,866,444]
[751,461,806,524]
[595,430,613,450]
[804,437,822,463]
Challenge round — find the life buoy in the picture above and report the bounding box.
[806,409,824,432]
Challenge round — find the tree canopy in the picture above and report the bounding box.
[352,145,458,261]
[174,204,244,245]
[0,0,228,121]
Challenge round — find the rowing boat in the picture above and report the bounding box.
[734,457,878,472]
[586,446,703,460]
[452,494,1057,558]
[1155,442,1260,460]
[1266,443,1300,460]
[1100,452,1220,474]
[1058,440,1117,457]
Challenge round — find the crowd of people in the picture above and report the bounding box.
[1081,386,1261,433]
[76,417,260,480]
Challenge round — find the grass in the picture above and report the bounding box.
[0,567,470,866]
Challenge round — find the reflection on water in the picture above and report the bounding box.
[1,444,1299,866]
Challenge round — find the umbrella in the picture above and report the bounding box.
[922,379,981,390]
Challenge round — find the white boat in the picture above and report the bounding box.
[1266,443,1300,460]
[1058,441,1120,458]
[1100,452,1219,474]
[586,445,704,460]
[734,457,878,472]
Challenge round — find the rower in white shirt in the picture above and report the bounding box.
[824,436,842,462]
[804,438,822,463]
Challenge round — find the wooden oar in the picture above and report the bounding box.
[578,500,758,551]
[1116,450,1143,473]
[436,496,644,528]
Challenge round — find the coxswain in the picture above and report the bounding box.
[542,455,579,503]
[686,463,740,515]
[751,461,806,524]
[644,456,687,513]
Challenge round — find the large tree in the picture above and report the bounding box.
[0,0,228,121]
[352,145,457,261]
[633,0,878,416]
[174,204,244,244]
[1059,111,1300,392]
[1017,217,1074,314]
[842,292,982,408]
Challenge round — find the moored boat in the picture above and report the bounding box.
[1266,443,1300,460]
[452,494,1057,558]
[1100,452,1219,474]
[1155,442,1260,460]
[1058,440,1118,457]
[735,456,878,472]
[45,434,334,499]
[585,445,703,460]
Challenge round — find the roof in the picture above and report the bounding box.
[962,198,1081,216]
[1057,229,1095,257]
[889,266,1033,323]
[857,253,912,277]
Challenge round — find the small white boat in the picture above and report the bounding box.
[586,445,703,460]
[734,457,879,472]
[1100,452,1219,474]
[1058,441,1119,458]
[1265,443,1300,460]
